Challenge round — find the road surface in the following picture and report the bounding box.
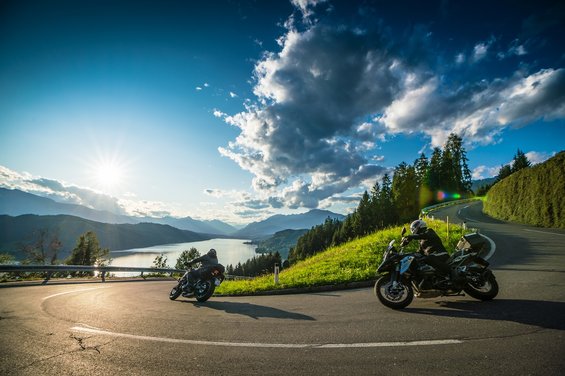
[1,201,564,375]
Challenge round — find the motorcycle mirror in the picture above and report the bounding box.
[401,227,406,236]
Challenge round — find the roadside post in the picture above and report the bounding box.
[274,263,280,284]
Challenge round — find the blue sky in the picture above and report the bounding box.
[1,0,564,224]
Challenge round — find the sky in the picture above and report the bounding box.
[1,0,564,225]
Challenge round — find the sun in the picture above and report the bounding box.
[93,158,125,192]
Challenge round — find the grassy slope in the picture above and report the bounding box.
[483,151,565,228]
[216,219,465,295]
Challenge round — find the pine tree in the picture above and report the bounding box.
[511,149,531,172]
[497,164,512,181]
[428,147,443,192]
[392,163,419,223]
[66,231,110,275]
[379,173,397,226]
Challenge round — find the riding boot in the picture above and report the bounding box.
[450,269,465,287]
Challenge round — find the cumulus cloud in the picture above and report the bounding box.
[215,3,565,212]
[218,23,402,209]
[379,68,565,147]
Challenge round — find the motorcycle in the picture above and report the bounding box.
[374,227,498,309]
[169,264,225,303]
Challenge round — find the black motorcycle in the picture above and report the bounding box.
[169,264,225,303]
[375,228,498,309]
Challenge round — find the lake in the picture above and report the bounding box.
[110,238,257,274]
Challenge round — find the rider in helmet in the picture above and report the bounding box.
[401,219,463,286]
[183,249,221,294]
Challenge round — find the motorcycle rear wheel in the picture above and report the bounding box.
[464,271,498,301]
[195,280,215,302]
[374,275,414,309]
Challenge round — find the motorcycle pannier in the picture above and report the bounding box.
[457,233,485,252]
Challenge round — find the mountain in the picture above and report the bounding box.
[0,188,235,235]
[0,188,136,224]
[471,177,497,193]
[254,229,309,259]
[0,214,211,261]
[233,209,345,239]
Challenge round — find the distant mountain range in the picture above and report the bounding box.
[471,177,497,193]
[0,214,210,261]
[0,188,236,235]
[233,209,345,239]
[0,188,347,259]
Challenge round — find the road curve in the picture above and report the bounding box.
[1,201,564,375]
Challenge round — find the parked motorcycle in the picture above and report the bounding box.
[169,264,225,303]
[375,227,498,309]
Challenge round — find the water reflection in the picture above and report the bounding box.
[110,238,257,276]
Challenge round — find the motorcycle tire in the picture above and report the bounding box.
[169,283,182,300]
[464,270,498,301]
[374,275,414,309]
[195,280,215,302]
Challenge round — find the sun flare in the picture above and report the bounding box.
[92,158,126,193]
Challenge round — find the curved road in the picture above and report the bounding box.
[1,201,564,375]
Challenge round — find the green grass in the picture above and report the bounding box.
[216,219,466,296]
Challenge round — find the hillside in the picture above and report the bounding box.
[234,209,345,239]
[254,229,309,258]
[216,219,464,295]
[0,214,211,261]
[483,151,565,228]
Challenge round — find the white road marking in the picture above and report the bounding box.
[43,287,109,301]
[70,325,462,349]
[479,233,496,260]
[524,229,565,237]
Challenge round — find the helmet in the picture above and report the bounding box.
[207,248,217,258]
[410,219,427,234]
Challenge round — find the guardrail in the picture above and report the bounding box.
[0,264,252,285]
[420,197,481,216]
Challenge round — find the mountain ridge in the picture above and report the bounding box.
[0,214,211,261]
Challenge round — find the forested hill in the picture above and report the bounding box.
[484,151,565,228]
[0,214,211,261]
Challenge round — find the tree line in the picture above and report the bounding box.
[289,133,473,264]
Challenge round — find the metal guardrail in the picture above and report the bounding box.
[0,264,252,285]
[420,197,481,216]
[0,264,183,284]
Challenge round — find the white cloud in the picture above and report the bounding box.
[290,0,327,20]
[525,150,555,165]
[216,11,564,212]
[473,42,489,62]
[0,164,179,218]
[229,91,238,98]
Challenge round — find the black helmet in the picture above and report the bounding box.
[207,248,217,258]
[410,219,427,234]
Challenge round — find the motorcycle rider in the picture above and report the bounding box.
[182,248,221,294]
[401,219,463,287]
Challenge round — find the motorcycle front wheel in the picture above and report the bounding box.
[374,275,413,309]
[169,282,182,300]
[464,270,498,301]
[195,280,215,302]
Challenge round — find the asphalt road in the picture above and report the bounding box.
[1,201,564,375]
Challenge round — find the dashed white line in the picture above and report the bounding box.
[70,325,463,349]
